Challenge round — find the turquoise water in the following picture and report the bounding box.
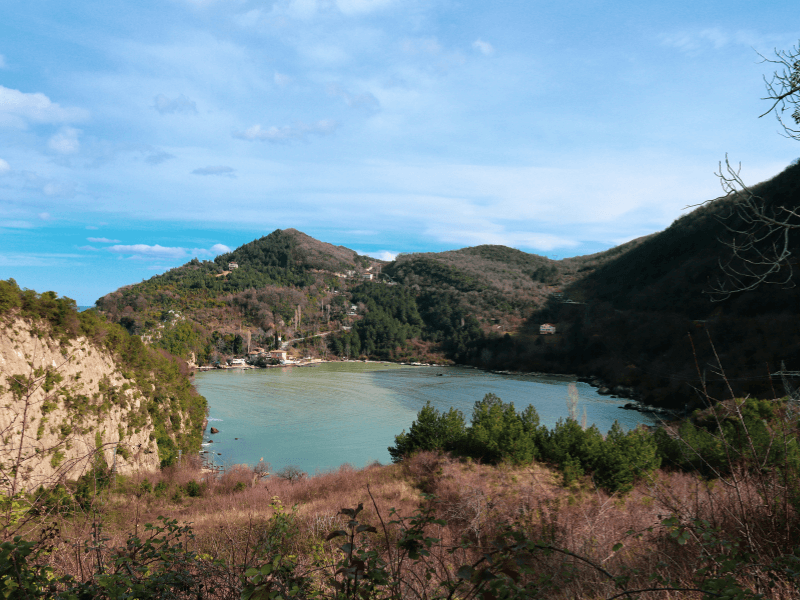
[193,363,655,475]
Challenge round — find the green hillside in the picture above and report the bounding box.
[95,229,640,365]
[89,172,800,415]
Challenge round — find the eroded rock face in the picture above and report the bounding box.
[209,427,219,434]
[0,317,161,493]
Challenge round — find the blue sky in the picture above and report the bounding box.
[1,0,798,305]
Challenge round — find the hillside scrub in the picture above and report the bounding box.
[5,440,800,599]
[91,228,650,368]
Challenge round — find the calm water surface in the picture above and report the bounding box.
[193,363,655,475]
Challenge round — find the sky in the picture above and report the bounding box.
[1,0,799,305]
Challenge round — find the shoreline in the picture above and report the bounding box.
[192,359,678,418]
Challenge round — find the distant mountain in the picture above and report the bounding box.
[94,228,645,365]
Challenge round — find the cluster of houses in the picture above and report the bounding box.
[228,348,291,367]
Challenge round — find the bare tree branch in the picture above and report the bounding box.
[686,156,800,301]
[758,42,800,140]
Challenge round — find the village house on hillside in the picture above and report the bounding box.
[228,262,239,270]
[539,323,556,335]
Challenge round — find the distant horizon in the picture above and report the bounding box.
[3,1,798,305]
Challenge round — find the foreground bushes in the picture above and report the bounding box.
[4,489,799,599]
[4,437,800,599]
[389,394,662,493]
[390,393,800,496]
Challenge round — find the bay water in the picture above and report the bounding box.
[193,362,655,475]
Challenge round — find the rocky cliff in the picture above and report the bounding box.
[0,279,207,495]
[0,316,163,493]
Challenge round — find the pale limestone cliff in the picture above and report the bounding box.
[1,317,161,494]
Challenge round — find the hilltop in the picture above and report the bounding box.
[385,236,652,332]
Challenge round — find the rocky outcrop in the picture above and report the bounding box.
[0,317,161,493]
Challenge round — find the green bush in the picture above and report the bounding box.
[388,401,466,462]
[392,393,662,493]
[184,480,202,497]
[464,394,540,464]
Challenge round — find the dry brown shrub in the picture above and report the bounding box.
[214,464,257,495]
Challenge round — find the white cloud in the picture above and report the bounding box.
[234,8,264,28]
[430,226,579,251]
[303,43,350,65]
[106,243,231,261]
[0,252,83,266]
[0,85,89,128]
[286,0,320,19]
[48,127,81,154]
[234,120,339,142]
[87,237,121,243]
[401,37,441,56]
[0,221,35,229]
[79,245,99,251]
[366,250,398,261]
[108,244,188,260]
[210,243,231,254]
[335,0,395,15]
[472,39,494,55]
[191,165,236,176]
[153,93,197,114]
[144,150,175,165]
[0,158,10,174]
[660,28,761,54]
[42,181,77,197]
[38,212,51,220]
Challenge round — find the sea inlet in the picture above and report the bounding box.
[193,362,657,475]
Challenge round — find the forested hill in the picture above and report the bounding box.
[94,227,648,366]
[384,237,653,332]
[474,161,800,410]
[95,229,378,347]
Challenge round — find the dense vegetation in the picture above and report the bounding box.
[389,394,661,493]
[328,284,486,362]
[93,228,647,367]
[93,230,357,354]
[390,392,800,499]
[0,279,206,467]
[88,162,800,413]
